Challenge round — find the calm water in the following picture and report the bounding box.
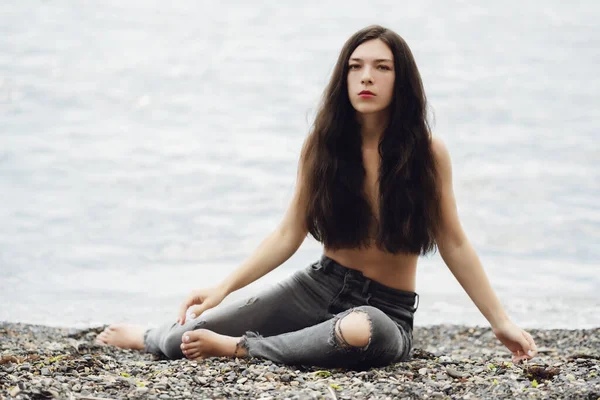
[1,1,599,329]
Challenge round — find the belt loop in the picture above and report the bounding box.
[361,279,371,296]
[414,293,420,311]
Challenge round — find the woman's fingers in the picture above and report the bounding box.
[522,330,537,357]
[511,331,537,363]
[188,302,211,320]
[177,294,200,325]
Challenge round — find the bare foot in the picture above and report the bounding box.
[95,324,146,350]
[180,329,247,360]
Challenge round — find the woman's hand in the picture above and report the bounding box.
[176,286,227,325]
[492,320,538,363]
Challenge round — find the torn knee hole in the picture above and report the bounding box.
[335,311,371,349]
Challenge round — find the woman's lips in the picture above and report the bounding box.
[359,91,375,98]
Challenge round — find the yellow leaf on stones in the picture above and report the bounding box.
[136,381,146,387]
[330,383,341,390]
[493,379,498,385]
[314,370,332,378]
[531,380,539,388]
[120,372,131,378]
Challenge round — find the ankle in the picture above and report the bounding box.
[233,337,248,358]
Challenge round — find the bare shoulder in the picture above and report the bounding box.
[430,136,452,177]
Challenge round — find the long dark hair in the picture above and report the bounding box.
[300,25,441,255]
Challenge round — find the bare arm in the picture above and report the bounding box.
[177,154,309,323]
[432,137,508,327]
[432,137,537,360]
[217,178,308,296]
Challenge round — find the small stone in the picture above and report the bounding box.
[281,374,291,382]
[418,368,428,375]
[195,377,208,385]
[237,377,248,384]
[41,367,50,376]
[9,387,20,397]
[446,367,470,379]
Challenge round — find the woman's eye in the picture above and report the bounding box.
[378,65,391,71]
[348,64,360,70]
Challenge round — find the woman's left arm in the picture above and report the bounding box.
[431,137,537,362]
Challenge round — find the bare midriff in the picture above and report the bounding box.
[323,244,418,292]
[321,145,419,293]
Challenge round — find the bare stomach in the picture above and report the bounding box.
[323,245,418,292]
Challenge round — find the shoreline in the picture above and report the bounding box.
[1,323,598,399]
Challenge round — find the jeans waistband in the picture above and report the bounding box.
[319,255,420,310]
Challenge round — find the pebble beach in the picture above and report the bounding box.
[1,323,598,399]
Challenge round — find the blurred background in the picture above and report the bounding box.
[1,0,598,329]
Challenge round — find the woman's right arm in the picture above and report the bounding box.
[177,159,309,324]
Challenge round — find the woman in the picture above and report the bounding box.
[96,25,538,370]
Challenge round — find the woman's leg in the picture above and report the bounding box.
[181,305,412,369]
[142,266,333,359]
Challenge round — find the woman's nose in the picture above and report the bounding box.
[361,67,373,84]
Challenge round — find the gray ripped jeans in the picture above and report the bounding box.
[144,255,419,370]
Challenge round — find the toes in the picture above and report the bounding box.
[96,332,108,343]
[182,330,205,344]
[180,343,193,351]
[95,337,108,345]
[182,331,197,343]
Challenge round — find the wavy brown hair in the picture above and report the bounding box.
[300,25,441,255]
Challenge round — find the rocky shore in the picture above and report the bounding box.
[1,323,598,399]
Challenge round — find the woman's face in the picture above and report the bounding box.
[347,39,395,115]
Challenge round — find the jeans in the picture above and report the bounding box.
[144,255,419,370]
